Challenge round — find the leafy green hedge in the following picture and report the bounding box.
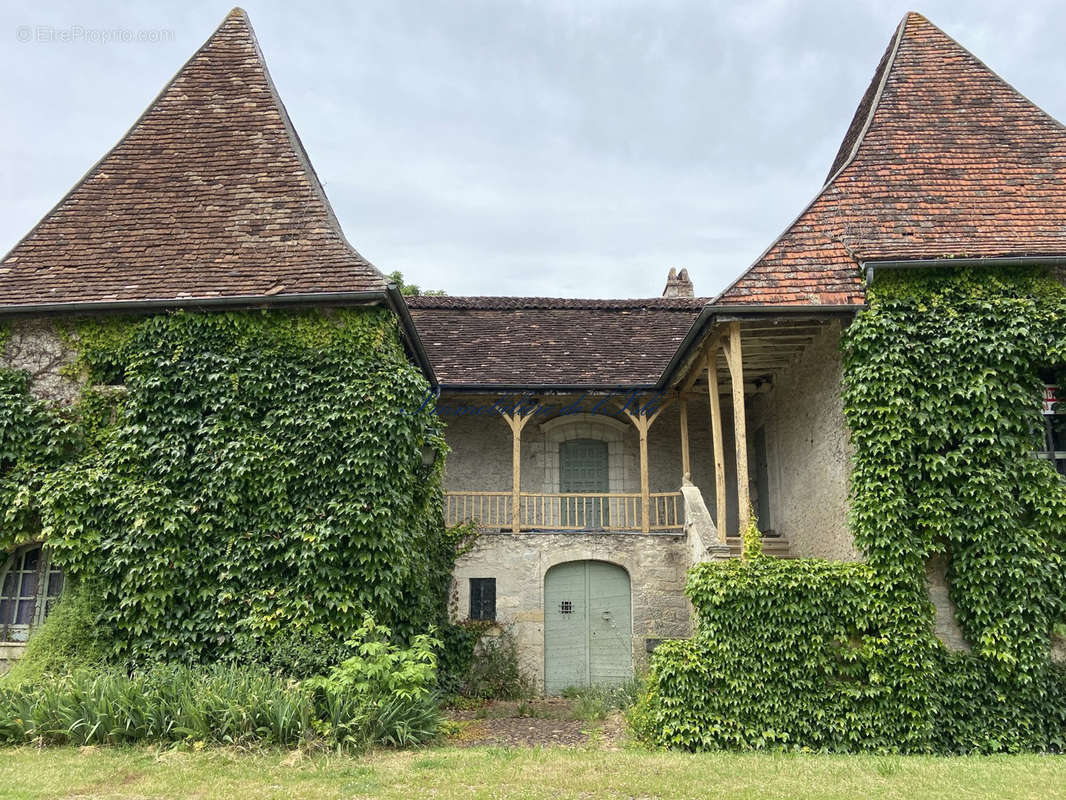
[638,267,1066,753]
[1,309,460,669]
[0,616,441,749]
[634,557,1066,752]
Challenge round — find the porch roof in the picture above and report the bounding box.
[406,296,706,388]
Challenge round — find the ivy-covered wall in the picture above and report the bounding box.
[0,308,458,670]
[637,267,1066,753]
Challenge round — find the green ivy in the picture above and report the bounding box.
[1,308,462,669]
[843,268,1066,676]
[639,267,1066,753]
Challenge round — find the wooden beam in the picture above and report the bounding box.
[724,321,751,542]
[706,346,727,542]
[679,391,691,481]
[618,396,673,534]
[680,331,724,393]
[499,408,534,532]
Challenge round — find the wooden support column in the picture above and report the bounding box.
[499,408,533,532]
[706,347,727,542]
[619,397,673,534]
[724,321,751,539]
[679,391,691,482]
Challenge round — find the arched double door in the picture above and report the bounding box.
[543,560,632,694]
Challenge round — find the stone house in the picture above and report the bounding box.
[2,11,1065,684]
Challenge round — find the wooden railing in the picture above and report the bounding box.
[444,491,683,532]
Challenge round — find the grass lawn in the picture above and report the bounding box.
[0,746,1064,800]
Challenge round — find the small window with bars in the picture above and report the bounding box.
[1,544,64,643]
[469,578,496,622]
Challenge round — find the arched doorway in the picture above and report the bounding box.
[543,560,632,694]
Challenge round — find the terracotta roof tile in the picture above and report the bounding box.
[0,8,384,308]
[717,12,1066,306]
[406,296,706,387]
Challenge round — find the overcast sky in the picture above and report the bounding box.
[2,1,1065,299]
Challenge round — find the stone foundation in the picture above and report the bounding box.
[451,532,692,692]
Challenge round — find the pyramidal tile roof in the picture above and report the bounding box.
[0,8,385,309]
[716,12,1066,306]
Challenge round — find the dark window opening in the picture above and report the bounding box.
[1039,384,1066,476]
[469,578,496,621]
[0,544,64,642]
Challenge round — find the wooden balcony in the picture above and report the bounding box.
[444,491,683,533]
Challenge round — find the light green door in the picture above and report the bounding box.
[559,439,609,528]
[544,560,632,694]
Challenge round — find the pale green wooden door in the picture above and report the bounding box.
[544,560,632,694]
[559,439,609,528]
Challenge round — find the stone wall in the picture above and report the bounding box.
[926,554,970,652]
[451,532,691,691]
[1,319,80,404]
[438,392,739,531]
[748,321,858,560]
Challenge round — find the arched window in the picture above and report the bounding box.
[0,544,64,642]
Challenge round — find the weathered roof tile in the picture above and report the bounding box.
[0,8,384,308]
[717,12,1066,306]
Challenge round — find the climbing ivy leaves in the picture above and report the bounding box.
[2,309,457,668]
[842,268,1066,677]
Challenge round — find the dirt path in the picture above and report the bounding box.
[443,698,627,749]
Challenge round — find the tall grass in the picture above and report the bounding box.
[0,663,437,749]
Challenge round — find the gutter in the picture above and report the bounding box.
[0,287,439,388]
[434,384,660,394]
[384,284,438,389]
[864,256,1066,284]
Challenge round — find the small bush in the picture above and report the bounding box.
[460,627,532,700]
[4,581,105,685]
[304,615,441,749]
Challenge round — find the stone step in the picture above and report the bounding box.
[724,536,794,558]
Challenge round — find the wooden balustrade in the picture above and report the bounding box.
[444,491,683,532]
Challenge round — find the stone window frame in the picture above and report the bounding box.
[539,413,629,495]
[0,543,64,643]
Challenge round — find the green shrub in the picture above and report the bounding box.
[304,615,441,748]
[564,676,643,722]
[0,616,443,750]
[436,620,492,698]
[3,581,105,684]
[638,556,1066,753]
[636,558,939,752]
[459,627,532,700]
[0,664,312,747]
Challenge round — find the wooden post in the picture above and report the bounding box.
[679,391,691,481]
[500,408,533,532]
[618,397,673,534]
[724,321,751,540]
[706,347,727,542]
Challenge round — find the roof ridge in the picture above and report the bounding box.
[1,8,386,305]
[237,8,380,277]
[405,295,709,310]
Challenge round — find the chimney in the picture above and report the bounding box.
[662,268,694,298]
